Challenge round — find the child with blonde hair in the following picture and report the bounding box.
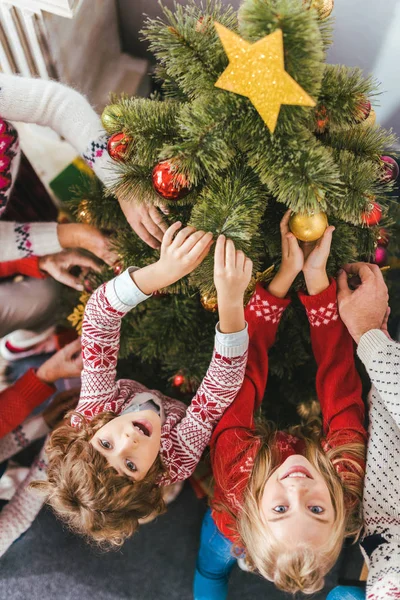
[32,222,253,548]
[194,210,366,598]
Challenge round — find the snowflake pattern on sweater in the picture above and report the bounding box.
[76,277,248,486]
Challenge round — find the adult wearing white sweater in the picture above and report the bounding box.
[327,263,399,600]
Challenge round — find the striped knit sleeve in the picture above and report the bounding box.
[0,415,49,464]
[0,221,62,261]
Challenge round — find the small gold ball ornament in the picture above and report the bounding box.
[101,104,123,132]
[289,211,328,242]
[200,294,218,312]
[304,0,334,19]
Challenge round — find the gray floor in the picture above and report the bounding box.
[0,483,337,600]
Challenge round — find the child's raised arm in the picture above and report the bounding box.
[159,236,252,484]
[77,223,213,421]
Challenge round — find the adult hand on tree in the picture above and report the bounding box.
[36,338,82,384]
[39,249,101,291]
[42,387,80,429]
[337,262,389,344]
[57,223,119,265]
[117,198,169,250]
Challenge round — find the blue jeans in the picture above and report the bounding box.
[194,509,237,600]
[327,586,365,600]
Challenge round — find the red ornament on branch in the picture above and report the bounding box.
[377,228,389,247]
[113,263,123,276]
[362,200,382,226]
[315,105,329,133]
[173,374,185,387]
[107,132,132,161]
[152,160,190,200]
[381,156,399,182]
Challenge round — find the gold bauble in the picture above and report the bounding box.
[201,294,218,312]
[304,0,334,19]
[101,104,123,132]
[360,108,376,128]
[77,200,92,224]
[289,211,328,242]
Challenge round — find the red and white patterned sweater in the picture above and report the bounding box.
[76,267,249,486]
[210,279,367,543]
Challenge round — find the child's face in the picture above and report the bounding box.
[260,454,335,548]
[90,410,162,480]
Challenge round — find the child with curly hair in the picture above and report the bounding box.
[194,211,367,598]
[32,222,253,548]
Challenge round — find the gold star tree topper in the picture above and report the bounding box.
[214,23,316,133]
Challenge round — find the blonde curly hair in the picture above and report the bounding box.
[31,411,167,549]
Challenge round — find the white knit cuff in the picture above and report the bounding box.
[82,133,115,188]
[105,267,151,313]
[22,415,50,442]
[214,322,249,358]
[28,222,62,256]
[357,329,394,370]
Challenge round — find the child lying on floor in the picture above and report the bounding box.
[33,223,253,547]
[194,211,367,598]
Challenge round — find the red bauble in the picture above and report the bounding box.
[113,263,123,275]
[358,99,371,122]
[362,201,382,226]
[152,160,190,200]
[315,105,329,133]
[374,246,388,267]
[107,132,131,161]
[173,374,185,387]
[377,228,390,247]
[381,156,399,182]
[83,277,94,293]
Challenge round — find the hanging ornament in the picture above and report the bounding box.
[196,16,210,32]
[101,104,123,132]
[360,108,376,128]
[67,291,91,335]
[377,228,389,247]
[374,246,388,267]
[200,294,218,312]
[77,200,93,224]
[107,132,132,161]
[381,156,399,182]
[214,24,316,133]
[289,211,328,242]
[83,277,94,293]
[152,160,190,200]
[303,0,334,20]
[173,373,186,387]
[315,105,329,133]
[113,262,123,276]
[362,200,382,226]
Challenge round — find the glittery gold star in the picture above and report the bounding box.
[214,23,316,133]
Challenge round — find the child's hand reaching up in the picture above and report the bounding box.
[214,235,253,333]
[132,222,213,294]
[268,210,335,298]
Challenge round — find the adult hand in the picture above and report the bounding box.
[36,338,82,384]
[337,262,389,344]
[42,388,80,429]
[118,198,169,250]
[38,250,101,291]
[57,223,119,266]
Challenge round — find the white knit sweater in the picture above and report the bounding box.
[0,74,113,260]
[0,415,49,557]
[357,330,400,600]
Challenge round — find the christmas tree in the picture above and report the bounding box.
[69,0,398,416]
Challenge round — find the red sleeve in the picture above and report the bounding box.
[210,283,291,449]
[0,257,46,280]
[298,278,366,444]
[0,369,55,438]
